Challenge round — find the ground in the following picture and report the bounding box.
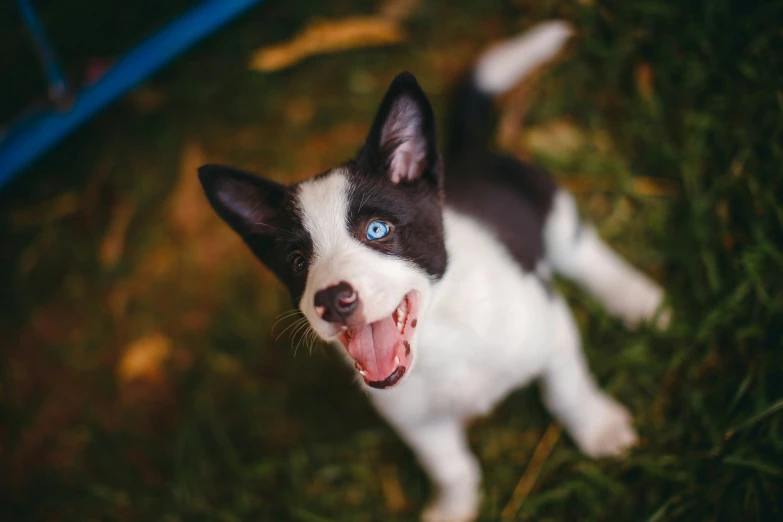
[1,1,782,521]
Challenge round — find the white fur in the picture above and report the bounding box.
[544,190,670,328]
[475,20,574,94]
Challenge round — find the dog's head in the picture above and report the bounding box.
[199,72,447,390]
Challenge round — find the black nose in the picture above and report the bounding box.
[314,282,359,323]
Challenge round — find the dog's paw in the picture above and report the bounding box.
[421,493,479,522]
[618,277,671,331]
[421,503,478,522]
[572,395,638,458]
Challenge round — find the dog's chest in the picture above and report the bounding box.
[372,210,556,422]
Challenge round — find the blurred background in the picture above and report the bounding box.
[1,1,782,520]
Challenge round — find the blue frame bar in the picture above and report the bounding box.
[0,0,265,189]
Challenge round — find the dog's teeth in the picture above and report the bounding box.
[359,370,369,378]
[394,356,400,366]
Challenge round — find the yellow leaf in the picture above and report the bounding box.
[632,176,678,197]
[250,16,404,72]
[635,62,655,101]
[523,120,586,158]
[117,333,172,384]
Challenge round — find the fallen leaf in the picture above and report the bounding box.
[632,176,679,197]
[635,62,655,101]
[117,333,172,384]
[250,16,404,72]
[523,119,585,158]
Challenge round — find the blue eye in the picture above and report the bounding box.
[366,220,390,240]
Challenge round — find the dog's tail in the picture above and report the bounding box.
[446,20,574,157]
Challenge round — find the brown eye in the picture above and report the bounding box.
[290,252,306,275]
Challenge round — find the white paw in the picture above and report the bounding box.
[617,276,672,331]
[421,498,478,522]
[572,395,638,458]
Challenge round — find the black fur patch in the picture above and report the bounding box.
[198,165,313,304]
[446,72,496,157]
[344,160,447,279]
[346,72,448,279]
[445,152,557,272]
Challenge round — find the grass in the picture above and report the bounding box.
[1,0,782,520]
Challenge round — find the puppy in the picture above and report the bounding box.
[199,21,668,522]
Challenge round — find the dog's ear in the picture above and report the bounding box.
[360,72,441,186]
[198,164,287,242]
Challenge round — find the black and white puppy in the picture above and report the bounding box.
[199,21,669,522]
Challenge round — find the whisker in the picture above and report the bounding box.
[307,328,320,355]
[271,309,304,335]
[295,325,311,355]
[275,316,307,341]
[274,308,302,320]
[277,316,306,337]
[251,221,295,237]
[290,320,311,356]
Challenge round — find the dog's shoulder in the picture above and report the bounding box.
[444,152,558,273]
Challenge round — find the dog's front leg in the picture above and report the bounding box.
[541,297,638,457]
[398,418,481,522]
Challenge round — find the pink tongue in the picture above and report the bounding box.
[350,316,400,380]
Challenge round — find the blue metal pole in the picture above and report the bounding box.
[0,0,265,189]
[16,0,69,100]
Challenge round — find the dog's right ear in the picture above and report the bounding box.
[198,164,287,242]
[359,72,441,188]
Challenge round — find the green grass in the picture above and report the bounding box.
[1,1,782,521]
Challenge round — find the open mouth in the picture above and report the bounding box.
[338,291,418,389]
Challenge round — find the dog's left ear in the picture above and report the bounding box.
[360,72,441,186]
[197,164,288,245]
